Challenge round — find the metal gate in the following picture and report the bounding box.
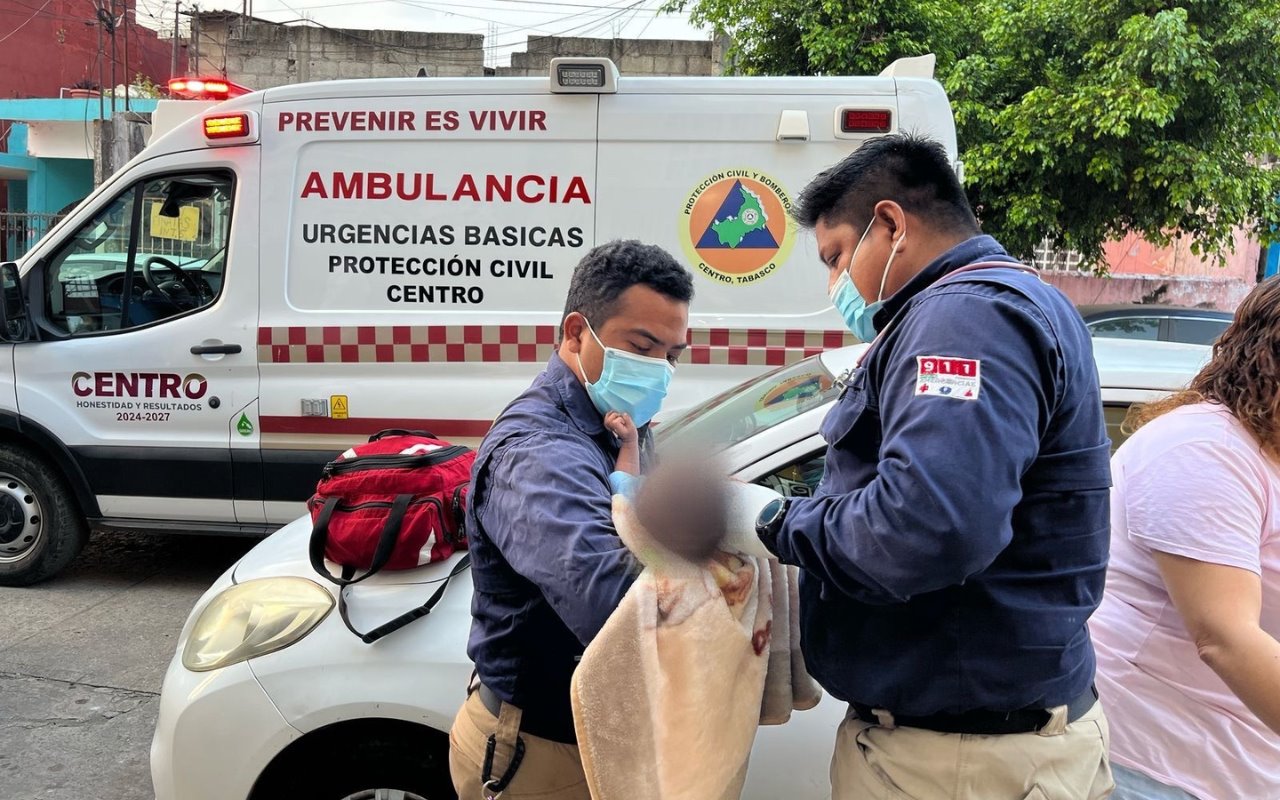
[0,212,65,262]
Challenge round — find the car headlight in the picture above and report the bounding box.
[182,577,334,672]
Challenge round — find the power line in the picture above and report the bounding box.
[632,4,660,39]
[395,0,676,17]
[300,0,681,9]
[0,0,57,42]
[392,0,647,50]
[5,0,83,19]
[484,0,683,10]
[391,0,587,30]
[191,0,685,71]
[199,0,686,60]
[265,0,549,56]
[249,0,684,12]
[616,2,645,37]
[529,0,646,40]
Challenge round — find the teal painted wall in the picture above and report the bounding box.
[29,158,92,215]
[0,98,159,122]
[2,123,93,215]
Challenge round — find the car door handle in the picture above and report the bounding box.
[190,343,242,355]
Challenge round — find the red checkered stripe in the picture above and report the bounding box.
[257,326,857,367]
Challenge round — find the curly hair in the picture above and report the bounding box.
[1124,276,1280,455]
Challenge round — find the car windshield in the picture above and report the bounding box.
[657,355,839,452]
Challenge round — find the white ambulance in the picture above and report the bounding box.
[0,56,956,584]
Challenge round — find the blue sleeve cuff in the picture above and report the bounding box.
[610,471,640,499]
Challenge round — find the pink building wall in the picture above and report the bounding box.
[0,1,172,100]
[1046,229,1259,311]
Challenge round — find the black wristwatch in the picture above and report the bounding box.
[755,496,790,556]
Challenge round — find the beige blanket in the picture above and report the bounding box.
[571,486,821,800]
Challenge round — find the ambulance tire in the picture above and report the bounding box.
[0,446,89,587]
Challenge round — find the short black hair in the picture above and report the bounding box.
[561,240,694,331]
[792,133,979,235]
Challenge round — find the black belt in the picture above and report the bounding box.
[476,683,577,745]
[851,685,1098,735]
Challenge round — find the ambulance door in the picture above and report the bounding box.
[254,93,599,523]
[595,85,905,414]
[14,153,259,527]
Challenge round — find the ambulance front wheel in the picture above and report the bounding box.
[0,446,88,586]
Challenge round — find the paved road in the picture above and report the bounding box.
[0,531,258,800]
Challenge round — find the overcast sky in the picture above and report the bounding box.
[133,0,708,67]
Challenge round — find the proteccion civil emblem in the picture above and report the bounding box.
[679,169,797,286]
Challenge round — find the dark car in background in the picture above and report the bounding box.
[1078,304,1233,346]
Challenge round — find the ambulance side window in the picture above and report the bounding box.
[756,451,826,498]
[41,171,234,337]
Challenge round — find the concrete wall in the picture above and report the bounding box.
[192,14,484,90]
[27,121,94,160]
[1046,229,1260,311]
[189,18,716,86]
[93,115,151,188]
[497,35,716,77]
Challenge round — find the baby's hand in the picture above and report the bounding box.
[604,411,639,445]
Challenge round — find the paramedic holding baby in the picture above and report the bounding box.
[752,134,1116,799]
[448,240,693,799]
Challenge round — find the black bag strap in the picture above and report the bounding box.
[309,493,413,586]
[369,428,438,442]
[337,553,472,644]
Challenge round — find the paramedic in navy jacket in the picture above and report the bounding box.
[753,134,1115,799]
[448,240,692,800]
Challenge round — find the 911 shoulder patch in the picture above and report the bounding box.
[915,356,981,400]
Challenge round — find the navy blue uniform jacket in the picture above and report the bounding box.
[465,354,644,743]
[774,235,1111,716]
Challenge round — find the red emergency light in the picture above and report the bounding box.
[841,109,893,134]
[168,76,252,101]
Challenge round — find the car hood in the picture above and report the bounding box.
[1092,337,1210,391]
[233,338,1204,587]
[232,515,464,587]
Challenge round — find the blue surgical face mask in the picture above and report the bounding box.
[576,320,675,428]
[829,218,905,342]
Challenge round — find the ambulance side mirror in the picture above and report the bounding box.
[0,262,31,342]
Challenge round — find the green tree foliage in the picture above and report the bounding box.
[678,0,971,77]
[672,0,1280,267]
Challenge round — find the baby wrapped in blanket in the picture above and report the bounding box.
[570,413,821,800]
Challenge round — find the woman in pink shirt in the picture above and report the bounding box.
[1091,276,1280,800]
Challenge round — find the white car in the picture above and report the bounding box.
[150,338,1209,800]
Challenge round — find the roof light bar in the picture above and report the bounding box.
[169,76,252,101]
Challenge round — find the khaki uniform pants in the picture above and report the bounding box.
[831,701,1115,800]
[449,691,591,800]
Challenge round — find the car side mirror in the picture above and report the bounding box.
[0,262,32,342]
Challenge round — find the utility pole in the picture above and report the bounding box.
[94,11,104,123]
[121,0,130,112]
[108,3,117,118]
[171,1,180,78]
[191,5,199,74]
